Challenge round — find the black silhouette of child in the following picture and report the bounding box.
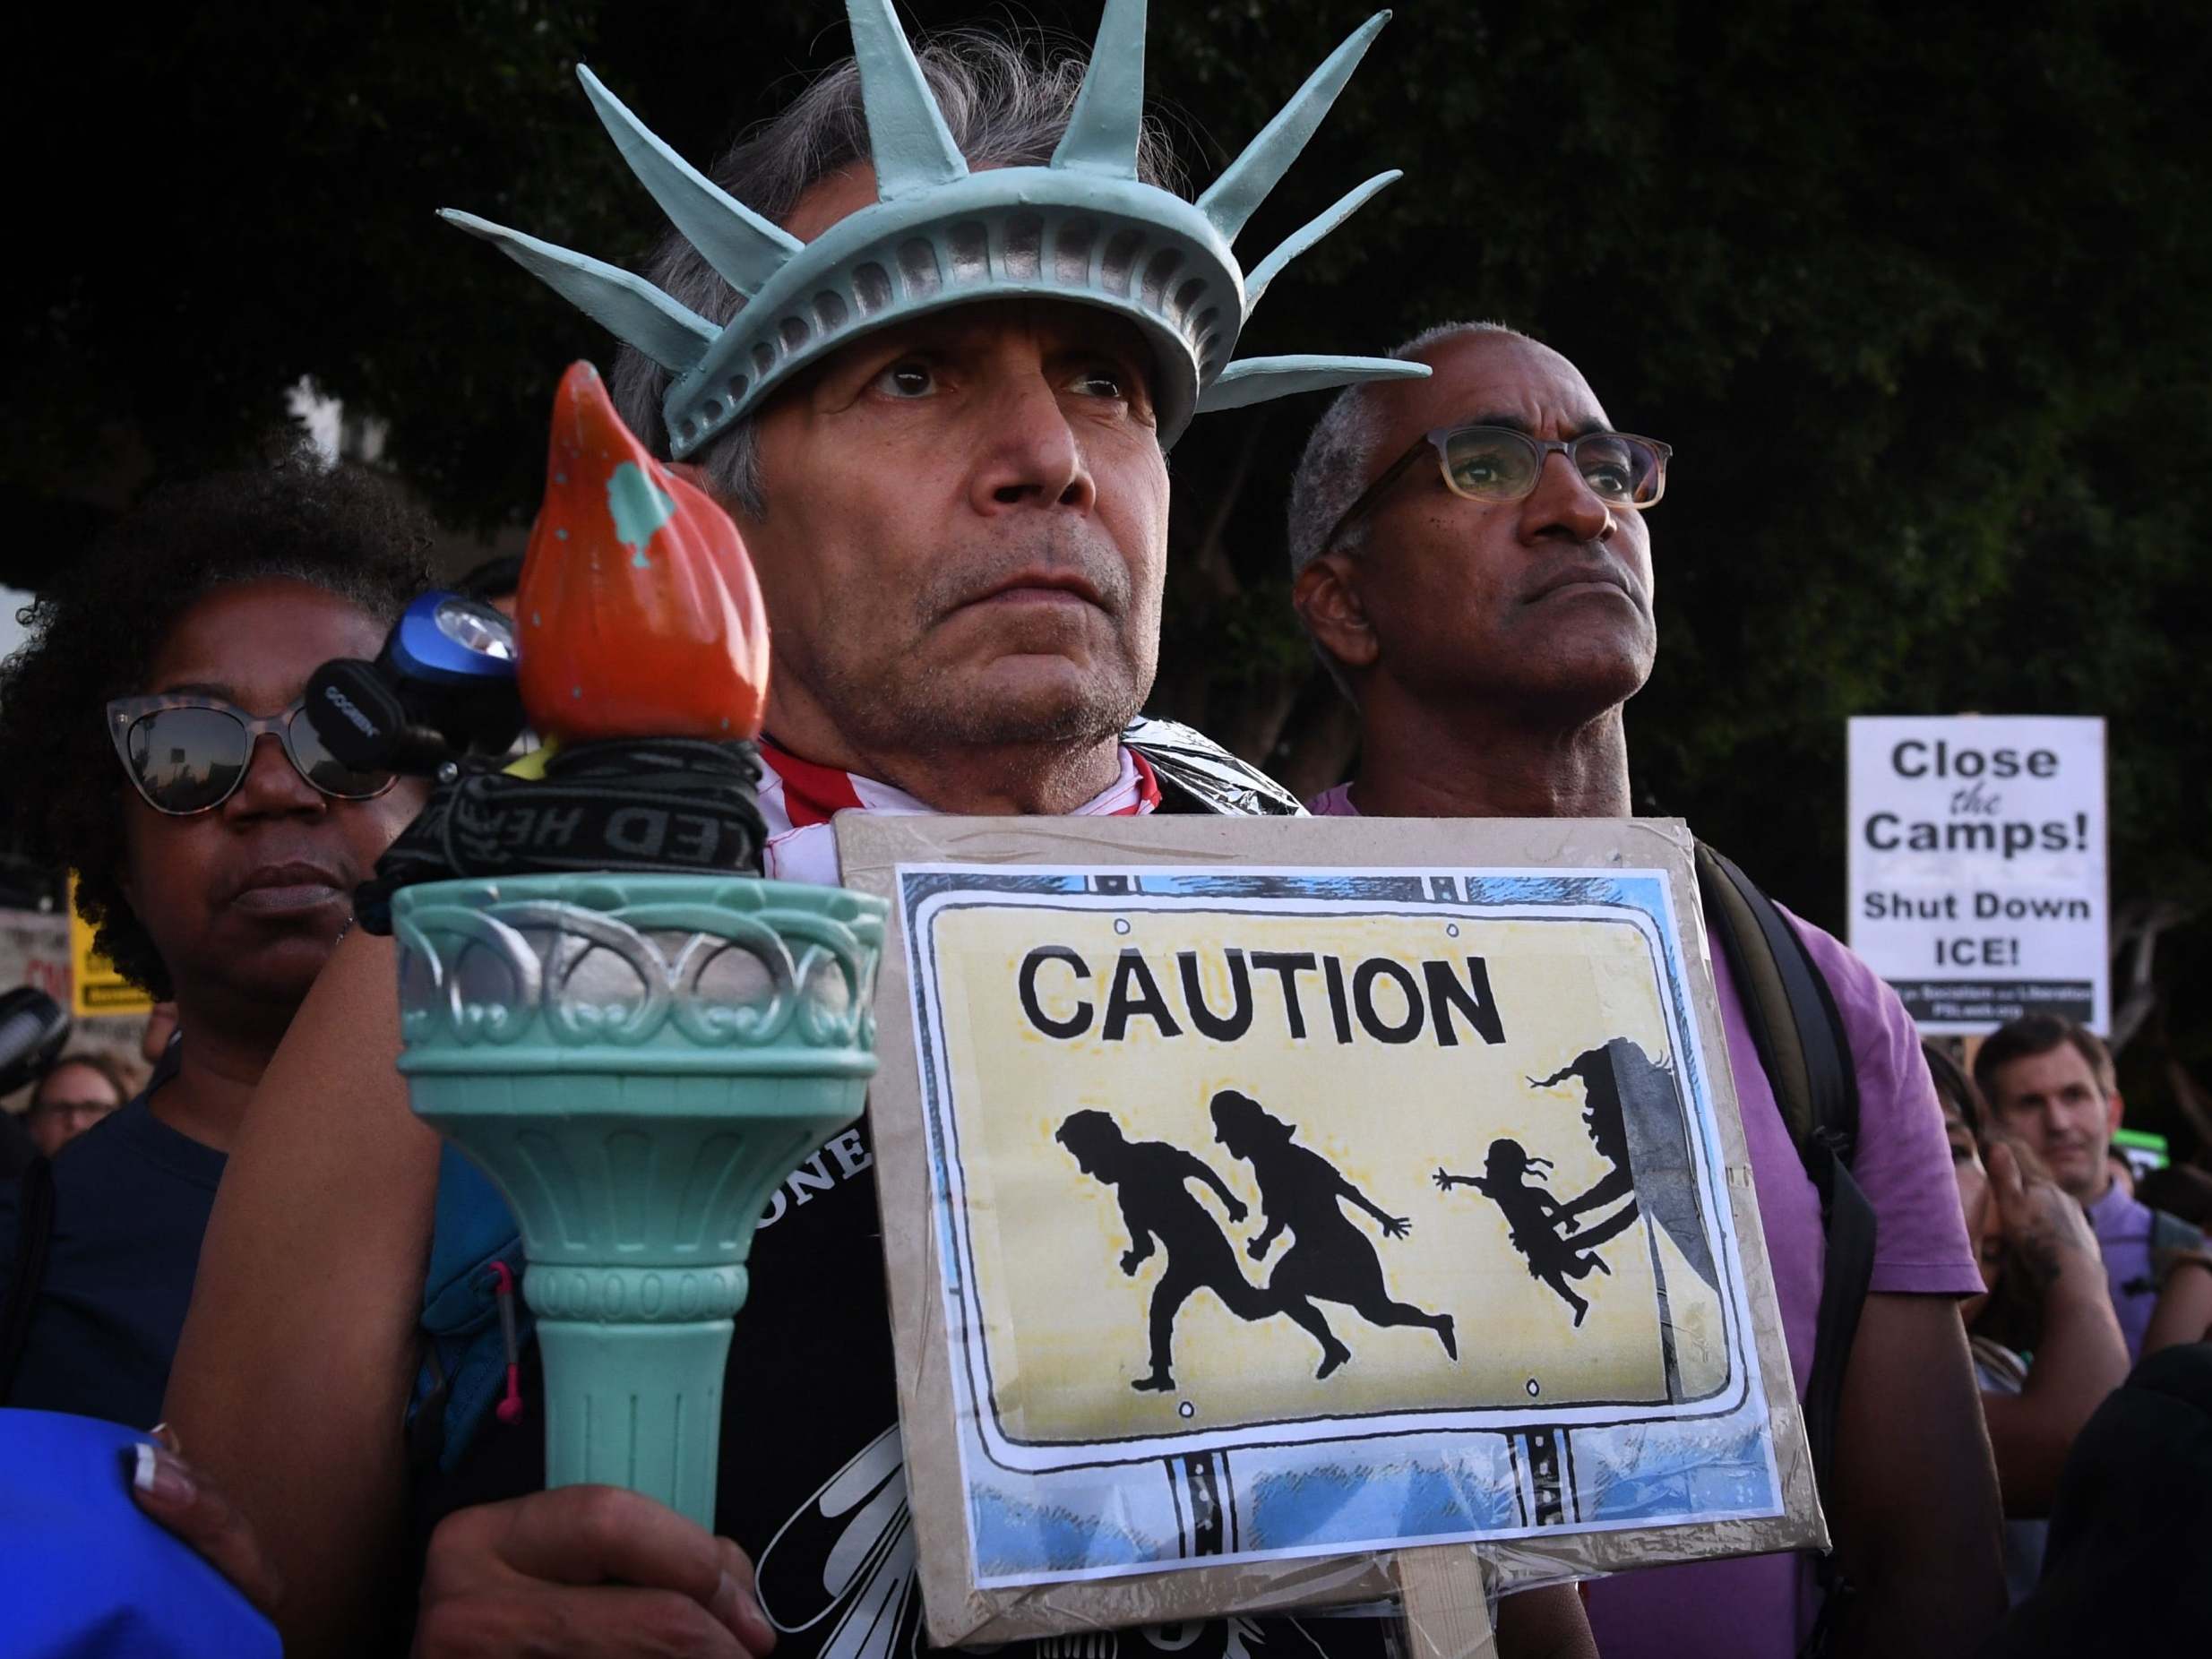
[1056,1110,1342,1392]
[1436,1138,1638,1326]
[1209,1088,1458,1375]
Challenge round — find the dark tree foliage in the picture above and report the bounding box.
[8,2,2208,1146]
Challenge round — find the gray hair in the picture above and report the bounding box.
[1285,320,1524,580]
[1284,320,1527,701]
[611,30,1185,517]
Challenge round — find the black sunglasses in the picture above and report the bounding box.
[1321,424,1673,554]
[106,694,398,816]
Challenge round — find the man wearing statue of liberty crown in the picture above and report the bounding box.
[162,3,1597,1653]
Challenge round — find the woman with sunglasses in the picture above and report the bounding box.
[0,455,432,1430]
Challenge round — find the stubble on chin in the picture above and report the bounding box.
[813,641,1145,757]
[813,529,1157,758]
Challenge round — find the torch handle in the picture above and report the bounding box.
[391,874,888,1537]
[529,1264,750,1533]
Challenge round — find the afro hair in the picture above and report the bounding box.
[0,452,436,997]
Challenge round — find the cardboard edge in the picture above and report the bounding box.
[834,814,1825,1642]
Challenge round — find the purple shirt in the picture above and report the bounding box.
[2087,1182,2161,1361]
[1307,784,1982,1655]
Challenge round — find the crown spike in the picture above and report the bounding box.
[1197,12,1390,245]
[439,210,716,373]
[1243,170,1401,314]
[577,67,802,299]
[1192,354,1428,416]
[1051,0,1149,177]
[846,0,969,199]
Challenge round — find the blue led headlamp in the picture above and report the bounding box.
[304,592,524,775]
[385,592,520,686]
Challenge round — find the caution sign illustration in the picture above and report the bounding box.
[935,901,1735,1457]
[860,850,1797,1603]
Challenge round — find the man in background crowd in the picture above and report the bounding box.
[23,1053,129,1156]
[1976,1012,2212,1358]
[1284,319,2005,1657]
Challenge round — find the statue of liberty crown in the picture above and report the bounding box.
[442,0,1426,457]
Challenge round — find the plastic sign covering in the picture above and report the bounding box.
[838,815,1817,1647]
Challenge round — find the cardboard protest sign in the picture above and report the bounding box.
[0,904,151,1113]
[1846,716,2107,1033]
[0,906,73,1114]
[0,907,72,1015]
[66,873,154,1018]
[838,814,1818,1646]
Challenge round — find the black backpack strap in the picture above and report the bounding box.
[0,1153,57,1402]
[2147,1207,2212,1288]
[1695,845,1875,1532]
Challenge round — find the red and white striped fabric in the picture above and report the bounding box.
[754,739,1162,885]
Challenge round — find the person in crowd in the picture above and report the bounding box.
[22,1052,131,1156]
[0,457,432,1428]
[164,25,1597,1659]
[1975,1012,2212,1357]
[1923,1042,2128,1603]
[1284,320,2005,1656]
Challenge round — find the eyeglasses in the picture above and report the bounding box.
[1321,424,1674,554]
[105,694,398,816]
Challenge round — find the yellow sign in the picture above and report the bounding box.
[925,894,1740,1470]
[937,902,1732,1451]
[66,874,154,1017]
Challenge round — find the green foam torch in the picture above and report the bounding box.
[386,363,883,1529]
[393,874,882,1527]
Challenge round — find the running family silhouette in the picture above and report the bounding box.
[1057,1090,1455,1393]
[1059,1045,1709,1390]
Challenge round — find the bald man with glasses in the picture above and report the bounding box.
[1285,321,2006,1659]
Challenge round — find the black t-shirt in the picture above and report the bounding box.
[417,1119,1394,1659]
[0,1047,214,1428]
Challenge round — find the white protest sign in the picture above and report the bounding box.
[1847,716,2107,1034]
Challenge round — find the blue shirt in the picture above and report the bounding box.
[0,1047,219,1428]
